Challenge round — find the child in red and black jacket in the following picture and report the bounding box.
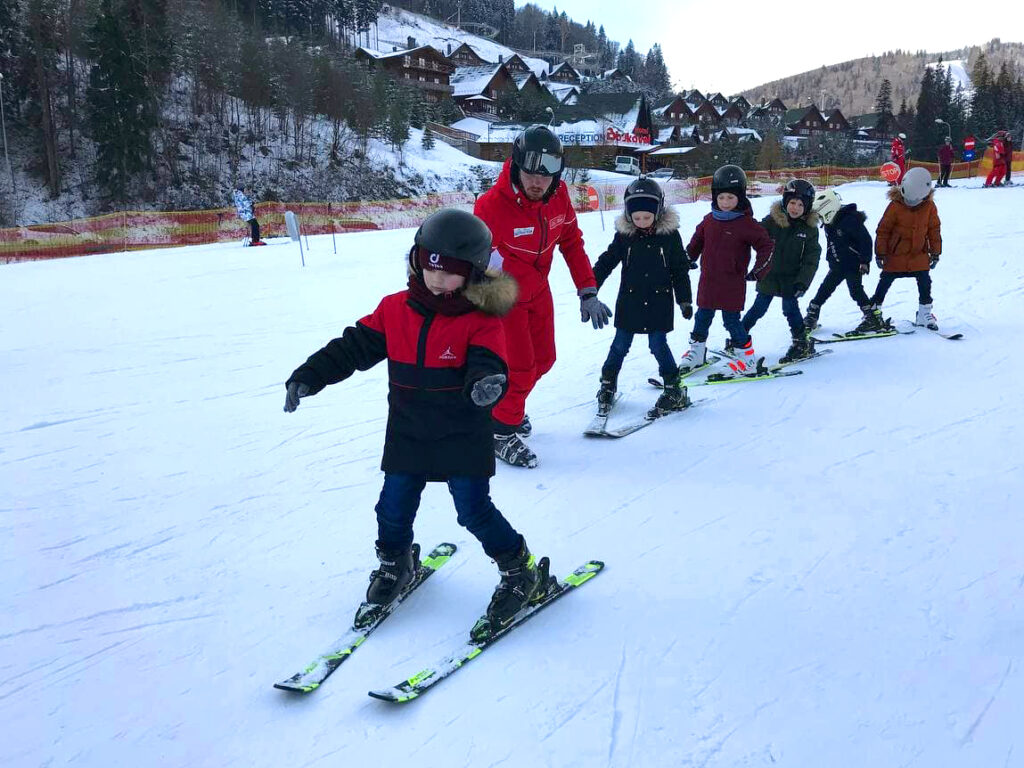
[283,209,548,632]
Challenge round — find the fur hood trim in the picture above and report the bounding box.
[887,185,934,207]
[464,271,519,316]
[614,206,681,236]
[770,200,820,228]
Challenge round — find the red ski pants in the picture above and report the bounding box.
[491,287,556,428]
[987,162,1006,185]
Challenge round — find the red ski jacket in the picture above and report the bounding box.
[938,144,954,164]
[474,160,596,302]
[891,138,906,163]
[286,277,516,479]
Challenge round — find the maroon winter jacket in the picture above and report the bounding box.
[938,143,954,164]
[686,202,774,312]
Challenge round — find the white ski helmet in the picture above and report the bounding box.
[898,132,907,140]
[900,167,932,207]
[812,189,843,225]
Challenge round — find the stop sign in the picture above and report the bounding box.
[964,137,976,151]
[586,186,600,211]
[880,161,902,183]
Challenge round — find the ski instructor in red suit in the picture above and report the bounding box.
[474,125,611,469]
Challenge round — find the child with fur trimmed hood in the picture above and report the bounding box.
[741,178,821,362]
[871,167,942,330]
[282,208,551,634]
[592,177,693,416]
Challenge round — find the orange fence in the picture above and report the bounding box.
[0,155,1013,264]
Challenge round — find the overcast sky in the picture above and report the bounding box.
[518,0,1024,95]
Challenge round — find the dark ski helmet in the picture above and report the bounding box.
[782,178,815,216]
[711,164,747,209]
[624,176,665,218]
[410,208,493,279]
[512,124,564,176]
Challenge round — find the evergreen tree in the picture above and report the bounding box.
[86,0,159,200]
[543,8,560,51]
[874,78,893,115]
[912,65,942,160]
[969,53,997,139]
[421,125,435,150]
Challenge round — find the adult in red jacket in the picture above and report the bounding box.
[474,125,610,469]
[985,133,1007,187]
[891,133,907,182]
[937,137,954,187]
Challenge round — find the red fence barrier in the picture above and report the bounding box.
[0,157,1003,264]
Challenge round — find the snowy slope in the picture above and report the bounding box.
[927,59,973,96]
[370,5,551,76]
[3,179,1024,768]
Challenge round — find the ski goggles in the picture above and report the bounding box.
[519,150,563,176]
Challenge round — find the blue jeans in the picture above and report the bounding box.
[742,292,805,336]
[603,328,678,378]
[375,473,521,559]
[691,307,749,345]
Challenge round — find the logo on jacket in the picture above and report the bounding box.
[513,227,535,237]
[550,215,566,228]
[439,346,457,361]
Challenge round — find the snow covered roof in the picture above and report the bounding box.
[657,127,676,142]
[450,65,504,98]
[710,128,762,142]
[649,146,697,156]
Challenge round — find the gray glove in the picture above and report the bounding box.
[579,288,612,329]
[929,254,940,269]
[679,302,693,320]
[793,283,807,299]
[875,255,885,269]
[284,381,310,412]
[470,374,506,407]
[859,262,870,275]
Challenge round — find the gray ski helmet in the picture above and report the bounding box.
[900,167,933,207]
[512,125,564,177]
[625,176,665,218]
[411,208,493,277]
[812,189,843,226]
[782,178,815,215]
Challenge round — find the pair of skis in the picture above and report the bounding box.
[274,543,603,702]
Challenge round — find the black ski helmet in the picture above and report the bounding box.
[511,125,564,196]
[410,208,493,279]
[624,176,665,218]
[782,178,815,216]
[711,164,747,209]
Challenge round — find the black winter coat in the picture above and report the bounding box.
[756,202,821,297]
[286,273,518,480]
[823,204,873,273]
[592,208,692,334]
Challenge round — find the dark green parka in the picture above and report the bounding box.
[756,202,821,297]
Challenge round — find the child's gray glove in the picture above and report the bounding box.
[579,288,612,329]
[470,374,506,406]
[679,301,693,320]
[859,262,870,275]
[875,255,885,269]
[929,254,940,269]
[793,283,807,299]
[284,381,310,412]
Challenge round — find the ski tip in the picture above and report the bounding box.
[274,681,318,693]
[368,687,417,703]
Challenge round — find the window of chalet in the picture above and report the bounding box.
[404,56,411,67]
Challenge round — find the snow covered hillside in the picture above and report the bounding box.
[3,179,1023,767]
[927,59,973,96]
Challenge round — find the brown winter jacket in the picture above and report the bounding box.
[874,186,942,273]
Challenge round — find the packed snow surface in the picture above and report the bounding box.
[3,179,1023,767]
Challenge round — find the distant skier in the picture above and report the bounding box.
[591,177,693,418]
[937,137,954,187]
[282,208,549,632]
[984,132,1007,187]
[232,187,265,245]
[473,124,610,469]
[741,178,821,363]
[805,189,886,335]
[891,133,907,182]
[681,164,774,375]
[872,167,943,330]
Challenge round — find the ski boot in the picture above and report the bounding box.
[803,302,821,331]
[915,303,938,331]
[679,336,707,373]
[596,367,618,416]
[648,371,691,418]
[852,305,887,335]
[516,414,532,438]
[780,331,815,364]
[365,543,419,606]
[494,422,538,469]
[726,337,761,375]
[473,539,552,641]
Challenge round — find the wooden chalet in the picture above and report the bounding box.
[548,62,583,84]
[784,104,828,135]
[824,108,851,132]
[652,95,698,125]
[354,44,454,103]
[447,42,490,68]
[850,111,899,140]
[450,64,516,114]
